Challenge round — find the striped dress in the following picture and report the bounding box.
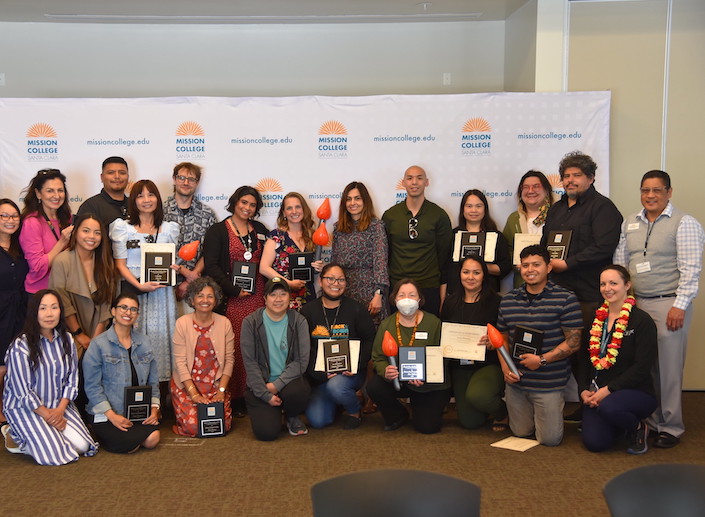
[3,331,98,465]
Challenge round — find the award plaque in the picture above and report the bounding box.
[197,402,225,438]
[399,346,426,381]
[289,252,314,282]
[545,230,572,261]
[511,325,545,360]
[323,339,351,374]
[124,385,152,422]
[140,243,176,286]
[232,260,257,293]
[452,231,498,262]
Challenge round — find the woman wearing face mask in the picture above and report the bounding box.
[367,279,451,434]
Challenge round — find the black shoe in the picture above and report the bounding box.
[342,414,362,430]
[383,411,409,431]
[564,407,583,423]
[627,422,649,455]
[654,431,680,449]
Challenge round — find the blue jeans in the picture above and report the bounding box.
[505,384,565,446]
[305,372,364,429]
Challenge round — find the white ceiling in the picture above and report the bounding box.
[0,0,530,24]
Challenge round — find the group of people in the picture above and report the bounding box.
[0,151,701,465]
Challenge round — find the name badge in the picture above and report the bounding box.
[627,222,640,232]
[635,261,651,274]
[414,331,428,340]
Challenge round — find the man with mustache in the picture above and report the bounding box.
[540,152,623,423]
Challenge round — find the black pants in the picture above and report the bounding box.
[244,377,311,441]
[367,373,450,434]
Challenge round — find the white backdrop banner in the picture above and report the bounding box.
[0,92,610,231]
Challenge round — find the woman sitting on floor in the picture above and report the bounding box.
[2,290,97,465]
[83,293,160,453]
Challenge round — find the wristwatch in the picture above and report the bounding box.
[539,355,547,368]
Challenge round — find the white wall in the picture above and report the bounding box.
[0,21,505,97]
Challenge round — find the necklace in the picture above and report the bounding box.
[322,301,341,333]
[589,296,635,370]
[395,311,420,347]
[232,218,253,260]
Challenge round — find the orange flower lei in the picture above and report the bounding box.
[588,296,635,370]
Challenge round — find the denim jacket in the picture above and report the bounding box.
[82,326,160,416]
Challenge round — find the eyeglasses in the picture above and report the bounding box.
[521,184,543,192]
[322,276,347,285]
[175,175,198,184]
[115,304,139,314]
[38,168,61,175]
[0,213,20,221]
[640,187,668,195]
[408,217,419,240]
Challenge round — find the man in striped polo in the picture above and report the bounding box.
[496,244,583,446]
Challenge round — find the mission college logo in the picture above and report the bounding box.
[26,123,59,162]
[255,178,285,216]
[318,120,348,159]
[175,121,206,160]
[461,117,492,157]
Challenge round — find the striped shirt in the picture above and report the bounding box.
[497,281,583,392]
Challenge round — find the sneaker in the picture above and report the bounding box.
[1,423,22,454]
[627,421,648,455]
[342,414,362,430]
[654,431,680,449]
[287,416,308,436]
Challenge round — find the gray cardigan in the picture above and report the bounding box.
[240,307,310,402]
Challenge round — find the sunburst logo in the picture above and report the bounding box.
[318,121,347,135]
[462,118,492,133]
[27,123,57,138]
[547,174,562,188]
[396,179,405,190]
[176,121,205,136]
[255,178,283,193]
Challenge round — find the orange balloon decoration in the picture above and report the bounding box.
[486,323,504,349]
[316,198,332,220]
[178,240,200,261]
[382,330,399,357]
[312,222,329,247]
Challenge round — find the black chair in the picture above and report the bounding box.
[603,463,705,517]
[311,468,481,517]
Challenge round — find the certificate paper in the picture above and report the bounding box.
[512,234,543,265]
[440,322,487,361]
[490,436,540,452]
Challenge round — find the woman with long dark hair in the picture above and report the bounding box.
[49,213,117,355]
[110,180,180,386]
[19,169,74,294]
[331,181,389,325]
[447,189,511,295]
[260,192,323,310]
[203,186,268,417]
[0,199,28,425]
[2,290,97,465]
[441,255,506,431]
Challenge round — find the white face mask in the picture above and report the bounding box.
[396,298,419,317]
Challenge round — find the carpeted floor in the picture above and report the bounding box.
[2,392,704,516]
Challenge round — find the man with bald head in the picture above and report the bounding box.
[382,165,452,316]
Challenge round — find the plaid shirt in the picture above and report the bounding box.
[163,196,217,279]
